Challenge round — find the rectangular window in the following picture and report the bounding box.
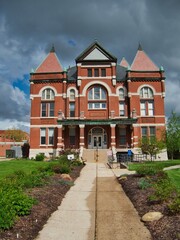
[140,101,146,116]
[119,128,126,145]
[49,102,54,117]
[148,101,154,116]
[101,68,106,77]
[87,68,92,77]
[119,102,125,116]
[41,103,47,117]
[40,128,46,145]
[150,127,156,140]
[69,103,75,117]
[41,102,54,117]
[88,102,106,109]
[48,128,54,145]
[94,68,99,77]
[141,127,148,138]
[140,101,154,116]
[69,127,76,145]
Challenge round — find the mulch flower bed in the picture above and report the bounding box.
[119,174,180,240]
[0,165,84,240]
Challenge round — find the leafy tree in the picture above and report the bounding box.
[5,128,28,142]
[166,112,180,160]
[139,137,165,161]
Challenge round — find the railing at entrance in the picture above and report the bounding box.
[116,153,148,163]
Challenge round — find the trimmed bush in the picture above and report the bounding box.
[35,153,45,161]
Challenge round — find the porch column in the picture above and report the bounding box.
[79,124,85,147]
[57,125,64,149]
[110,124,116,147]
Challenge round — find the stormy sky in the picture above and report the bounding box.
[0,0,180,131]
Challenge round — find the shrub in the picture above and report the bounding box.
[60,164,70,174]
[167,195,180,214]
[0,186,35,229]
[35,153,45,161]
[138,178,152,189]
[136,165,162,176]
[148,178,176,202]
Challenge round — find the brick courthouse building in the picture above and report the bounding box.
[29,41,167,160]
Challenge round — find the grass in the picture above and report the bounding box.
[128,159,180,171]
[167,169,180,191]
[0,159,50,179]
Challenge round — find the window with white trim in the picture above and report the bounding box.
[141,126,156,139]
[119,88,125,99]
[41,102,54,117]
[48,128,54,145]
[69,103,75,117]
[140,87,153,98]
[140,100,154,116]
[42,88,55,100]
[119,102,125,116]
[40,128,46,145]
[88,86,107,109]
[140,87,154,116]
[70,89,75,100]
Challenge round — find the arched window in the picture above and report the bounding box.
[88,86,107,109]
[70,89,75,101]
[140,87,153,98]
[41,88,55,117]
[42,88,55,100]
[140,87,154,116]
[88,86,106,100]
[119,88,125,99]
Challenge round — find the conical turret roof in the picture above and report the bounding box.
[131,44,159,71]
[35,46,63,73]
[119,57,129,68]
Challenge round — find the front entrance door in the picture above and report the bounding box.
[93,135,102,148]
[88,127,107,149]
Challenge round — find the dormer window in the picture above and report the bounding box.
[94,68,99,77]
[88,69,92,77]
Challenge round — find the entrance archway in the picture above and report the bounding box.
[88,127,107,149]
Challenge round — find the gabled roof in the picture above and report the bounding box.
[35,46,63,73]
[76,41,117,62]
[119,57,129,68]
[131,44,159,71]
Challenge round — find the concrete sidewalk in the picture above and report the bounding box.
[35,163,151,240]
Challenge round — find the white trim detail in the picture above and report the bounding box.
[39,86,58,96]
[137,84,156,95]
[81,81,112,96]
[133,123,166,127]
[67,87,78,98]
[31,125,58,128]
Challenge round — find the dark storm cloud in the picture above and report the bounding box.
[0,0,180,126]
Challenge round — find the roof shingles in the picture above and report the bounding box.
[35,51,63,73]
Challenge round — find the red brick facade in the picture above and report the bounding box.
[29,42,167,159]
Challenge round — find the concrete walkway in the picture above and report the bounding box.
[35,163,152,240]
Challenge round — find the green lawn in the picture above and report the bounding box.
[128,160,180,171]
[0,159,50,179]
[167,169,180,191]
